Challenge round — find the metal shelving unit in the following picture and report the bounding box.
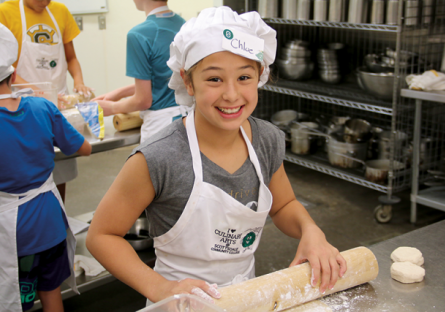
[247,0,445,222]
[401,89,445,223]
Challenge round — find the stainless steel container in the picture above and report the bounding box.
[258,0,279,18]
[386,0,399,25]
[422,0,433,24]
[297,0,311,20]
[314,0,328,21]
[329,0,345,22]
[370,0,384,24]
[282,0,299,19]
[328,139,368,168]
[348,0,369,23]
[404,0,419,26]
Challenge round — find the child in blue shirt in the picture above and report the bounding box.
[0,23,91,312]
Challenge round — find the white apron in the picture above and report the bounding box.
[139,105,190,143]
[153,110,273,288]
[16,0,68,95]
[16,0,76,185]
[0,174,78,312]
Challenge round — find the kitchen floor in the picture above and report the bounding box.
[36,145,445,312]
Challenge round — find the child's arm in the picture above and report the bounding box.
[76,139,92,156]
[94,79,152,117]
[64,41,92,96]
[86,153,220,303]
[268,164,347,294]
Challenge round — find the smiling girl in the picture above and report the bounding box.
[86,6,346,305]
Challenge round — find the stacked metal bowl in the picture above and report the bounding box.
[276,40,313,80]
[317,43,344,84]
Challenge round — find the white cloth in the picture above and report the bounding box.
[139,105,191,143]
[73,255,106,277]
[167,6,277,106]
[152,110,273,288]
[0,23,18,81]
[0,174,78,312]
[16,0,68,94]
[406,70,445,91]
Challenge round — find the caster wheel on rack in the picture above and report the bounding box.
[374,205,393,223]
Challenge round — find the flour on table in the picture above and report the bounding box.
[390,262,425,284]
[390,247,424,266]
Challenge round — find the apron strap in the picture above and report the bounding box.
[148,5,170,16]
[0,88,33,100]
[0,174,56,213]
[19,0,62,44]
[185,110,266,184]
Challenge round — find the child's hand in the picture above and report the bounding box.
[289,225,347,294]
[73,84,93,97]
[95,100,114,116]
[153,278,221,304]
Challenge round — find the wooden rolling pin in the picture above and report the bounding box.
[113,112,143,131]
[214,246,378,312]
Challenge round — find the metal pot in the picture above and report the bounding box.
[303,129,368,168]
[378,130,408,160]
[343,118,372,143]
[290,122,320,155]
[327,138,368,168]
[332,153,405,183]
[124,217,153,251]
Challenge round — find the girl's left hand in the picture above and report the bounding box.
[289,225,347,294]
[74,84,93,97]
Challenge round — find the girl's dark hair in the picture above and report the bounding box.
[0,74,12,86]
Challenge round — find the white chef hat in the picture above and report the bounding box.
[167,6,277,106]
[0,23,18,82]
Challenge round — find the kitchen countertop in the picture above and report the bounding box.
[320,219,445,311]
[55,116,141,160]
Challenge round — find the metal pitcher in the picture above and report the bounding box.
[258,0,279,18]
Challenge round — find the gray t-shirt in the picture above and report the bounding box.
[131,116,285,238]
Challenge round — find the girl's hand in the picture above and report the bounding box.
[154,278,221,304]
[289,225,347,294]
[92,89,122,102]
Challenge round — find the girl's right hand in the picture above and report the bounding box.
[154,278,221,304]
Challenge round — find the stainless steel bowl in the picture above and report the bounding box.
[124,217,153,251]
[277,59,313,80]
[282,47,311,58]
[286,40,310,49]
[356,67,396,100]
[271,109,298,127]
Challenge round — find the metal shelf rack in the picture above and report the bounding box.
[401,89,445,223]
[264,18,399,32]
[248,0,445,222]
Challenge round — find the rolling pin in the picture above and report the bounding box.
[214,246,378,312]
[113,112,143,131]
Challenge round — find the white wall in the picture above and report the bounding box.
[67,0,214,96]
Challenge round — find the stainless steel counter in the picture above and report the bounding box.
[321,219,445,311]
[55,116,141,160]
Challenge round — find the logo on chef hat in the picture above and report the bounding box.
[222,28,264,62]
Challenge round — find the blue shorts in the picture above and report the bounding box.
[18,240,70,311]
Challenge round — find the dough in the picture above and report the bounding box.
[390,262,425,283]
[390,247,424,266]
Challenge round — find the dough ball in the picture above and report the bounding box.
[391,262,425,283]
[390,247,424,265]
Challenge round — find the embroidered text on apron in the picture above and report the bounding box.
[0,174,78,312]
[16,0,68,94]
[153,110,273,287]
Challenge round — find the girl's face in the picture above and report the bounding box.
[183,51,262,132]
[24,0,51,13]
